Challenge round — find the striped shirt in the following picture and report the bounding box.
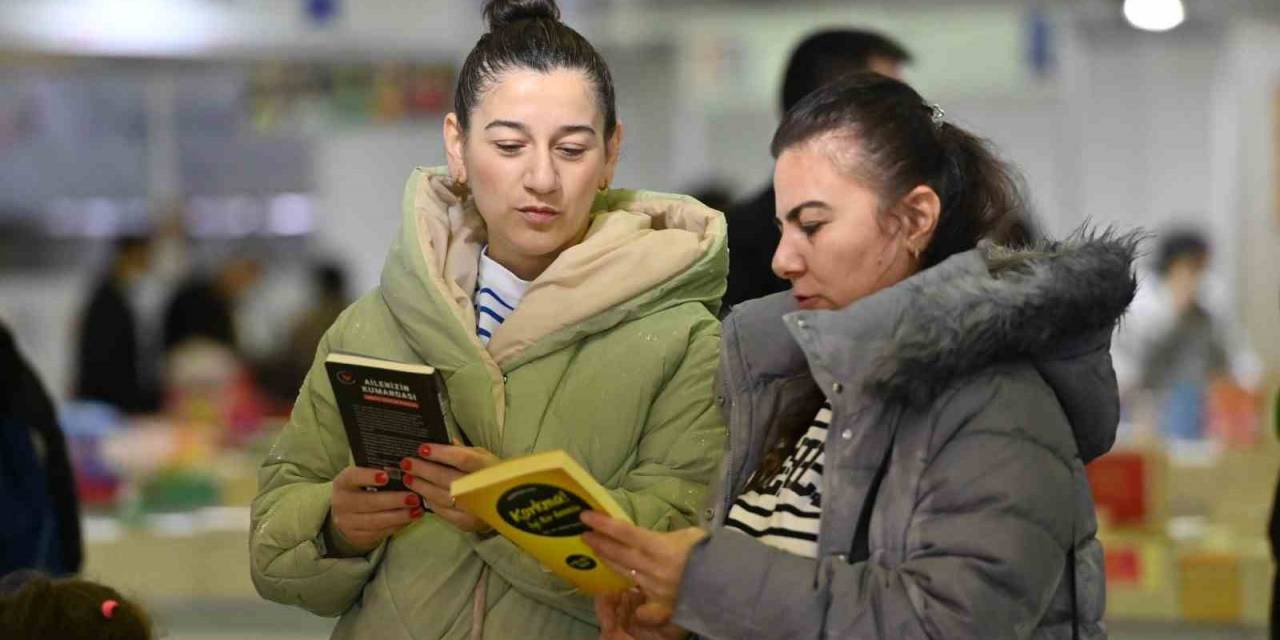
[723,401,831,558]
[474,247,531,345]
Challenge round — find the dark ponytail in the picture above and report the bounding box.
[771,72,1032,268]
[455,0,617,139]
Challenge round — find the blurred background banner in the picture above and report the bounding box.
[0,1,1277,638]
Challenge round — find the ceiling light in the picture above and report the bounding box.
[1123,0,1186,32]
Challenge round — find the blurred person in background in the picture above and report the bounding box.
[161,254,263,355]
[1111,228,1261,440]
[260,260,352,401]
[74,234,157,414]
[1,322,82,577]
[723,29,912,310]
[685,182,734,215]
[0,571,152,640]
[583,73,1135,640]
[249,1,726,638]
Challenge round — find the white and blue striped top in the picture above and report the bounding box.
[474,247,531,345]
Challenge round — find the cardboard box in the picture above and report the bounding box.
[1088,448,1167,532]
[1101,531,1179,621]
[1178,551,1241,622]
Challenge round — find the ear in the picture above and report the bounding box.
[897,184,941,252]
[443,113,467,183]
[601,121,624,188]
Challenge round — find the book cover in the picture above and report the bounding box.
[324,352,450,491]
[450,450,634,594]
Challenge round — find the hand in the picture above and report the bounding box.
[581,511,707,626]
[596,590,688,640]
[330,466,423,555]
[401,440,501,534]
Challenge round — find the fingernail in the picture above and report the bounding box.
[374,472,388,485]
[418,444,432,458]
[404,494,418,507]
[410,508,423,519]
[400,458,412,472]
[403,474,413,486]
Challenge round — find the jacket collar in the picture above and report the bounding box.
[380,167,728,372]
[726,230,1140,462]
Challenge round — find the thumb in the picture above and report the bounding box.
[634,602,674,626]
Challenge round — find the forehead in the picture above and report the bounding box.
[475,67,602,130]
[774,136,882,222]
[775,138,864,193]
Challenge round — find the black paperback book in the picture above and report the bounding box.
[324,352,450,491]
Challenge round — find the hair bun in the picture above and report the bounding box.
[483,0,560,32]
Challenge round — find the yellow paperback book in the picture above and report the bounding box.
[450,450,634,594]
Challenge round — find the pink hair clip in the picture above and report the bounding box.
[101,599,119,619]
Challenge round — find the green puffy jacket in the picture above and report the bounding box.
[250,167,728,639]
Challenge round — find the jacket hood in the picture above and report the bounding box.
[379,167,727,373]
[728,229,1140,463]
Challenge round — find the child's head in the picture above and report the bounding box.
[0,571,152,640]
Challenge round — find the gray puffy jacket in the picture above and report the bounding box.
[674,235,1137,640]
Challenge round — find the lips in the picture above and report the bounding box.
[517,206,560,225]
[793,293,825,310]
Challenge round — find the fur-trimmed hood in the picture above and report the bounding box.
[723,230,1139,463]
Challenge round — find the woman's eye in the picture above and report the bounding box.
[557,146,586,159]
[495,143,523,154]
[800,222,825,237]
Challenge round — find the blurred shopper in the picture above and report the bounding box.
[1,322,82,577]
[0,571,152,640]
[1112,228,1261,439]
[249,1,726,638]
[723,29,911,309]
[260,261,352,400]
[583,74,1136,640]
[161,254,262,354]
[686,182,734,215]
[74,235,156,414]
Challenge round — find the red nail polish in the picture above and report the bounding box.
[404,494,418,507]
[410,508,423,519]
[374,472,388,485]
[403,474,413,486]
[400,458,412,472]
[418,444,432,458]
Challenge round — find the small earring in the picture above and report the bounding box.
[598,181,609,192]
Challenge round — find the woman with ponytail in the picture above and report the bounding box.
[582,73,1138,639]
[250,1,727,637]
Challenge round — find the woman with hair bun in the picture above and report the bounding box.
[250,1,727,638]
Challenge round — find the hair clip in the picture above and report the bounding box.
[929,104,946,126]
[101,599,119,620]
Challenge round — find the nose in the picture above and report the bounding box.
[772,233,805,281]
[523,149,559,195]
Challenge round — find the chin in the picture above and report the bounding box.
[510,229,570,257]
